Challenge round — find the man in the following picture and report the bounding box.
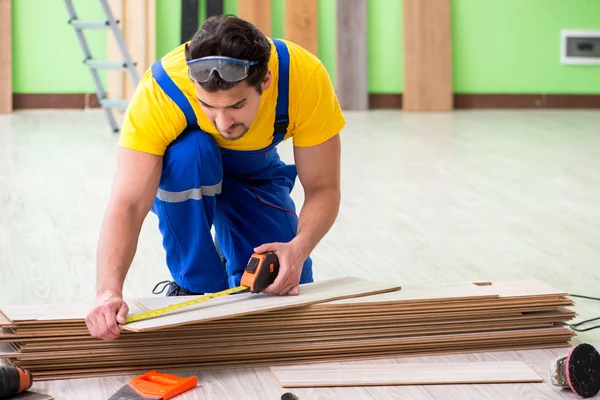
[85,14,345,340]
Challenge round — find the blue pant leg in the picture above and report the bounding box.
[214,150,313,289]
[151,128,228,293]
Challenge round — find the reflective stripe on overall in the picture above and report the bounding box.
[149,39,313,293]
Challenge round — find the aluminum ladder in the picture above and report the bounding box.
[63,0,140,133]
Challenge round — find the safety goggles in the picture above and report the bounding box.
[187,56,260,82]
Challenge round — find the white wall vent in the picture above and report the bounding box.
[561,30,600,65]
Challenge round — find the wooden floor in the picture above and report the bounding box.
[1,109,599,399]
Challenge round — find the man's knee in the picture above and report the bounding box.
[151,128,228,293]
[160,128,222,192]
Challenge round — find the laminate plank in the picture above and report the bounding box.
[476,280,570,298]
[236,0,271,36]
[15,343,572,382]
[11,326,569,356]
[0,0,11,113]
[403,0,453,111]
[18,325,557,352]
[0,311,15,328]
[12,309,572,347]
[0,281,568,324]
[326,282,493,305]
[6,307,527,329]
[108,0,156,101]
[123,277,400,331]
[0,278,576,384]
[4,322,567,359]
[284,0,317,55]
[107,0,125,101]
[145,0,156,71]
[328,280,568,305]
[12,339,571,370]
[271,361,543,387]
[124,0,155,98]
[0,326,573,361]
[0,303,144,322]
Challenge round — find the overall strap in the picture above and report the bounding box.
[271,38,290,142]
[151,60,198,127]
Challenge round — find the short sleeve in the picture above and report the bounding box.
[118,70,187,156]
[291,63,346,147]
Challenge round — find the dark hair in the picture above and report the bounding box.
[185,15,271,93]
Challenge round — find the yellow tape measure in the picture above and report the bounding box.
[124,285,248,324]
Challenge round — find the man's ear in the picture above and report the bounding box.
[261,69,272,92]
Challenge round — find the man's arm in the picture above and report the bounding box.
[85,147,163,340]
[292,133,341,260]
[258,133,341,295]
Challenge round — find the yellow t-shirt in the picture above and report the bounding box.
[118,38,346,155]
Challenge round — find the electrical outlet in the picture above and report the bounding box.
[561,30,600,65]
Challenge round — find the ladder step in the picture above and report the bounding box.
[85,59,131,71]
[69,19,111,30]
[100,98,129,110]
[63,0,139,133]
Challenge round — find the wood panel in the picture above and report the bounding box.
[403,0,453,111]
[107,0,125,101]
[4,312,572,350]
[146,1,157,67]
[12,94,100,110]
[237,0,271,36]
[107,0,156,101]
[284,0,317,55]
[271,361,543,388]
[125,0,155,98]
[335,0,368,110]
[328,280,569,305]
[0,328,572,361]
[0,279,577,381]
[123,277,399,331]
[1,302,144,323]
[0,0,12,113]
[4,344,570,382]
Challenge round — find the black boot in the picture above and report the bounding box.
[153,239,224,297]
[152,280,204,297]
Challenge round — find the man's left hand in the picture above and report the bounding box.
[253,241,307,296]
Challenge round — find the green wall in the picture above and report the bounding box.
[10,0,600,95]
[12,0,108,93]
[368,0,403,93]
[452,0,600,94]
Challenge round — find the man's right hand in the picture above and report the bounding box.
[85,291,129,340]
[88,148,162,340]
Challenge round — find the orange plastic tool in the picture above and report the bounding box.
[129,370,198,399]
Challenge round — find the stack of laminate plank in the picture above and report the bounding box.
[0,277,576,381]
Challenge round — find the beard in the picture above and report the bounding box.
[215,122,249,141]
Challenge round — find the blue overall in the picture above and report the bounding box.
[148,39,313,294]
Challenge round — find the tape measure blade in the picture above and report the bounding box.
[124,285,248,324]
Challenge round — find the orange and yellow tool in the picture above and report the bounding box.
[109,370,198,400]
